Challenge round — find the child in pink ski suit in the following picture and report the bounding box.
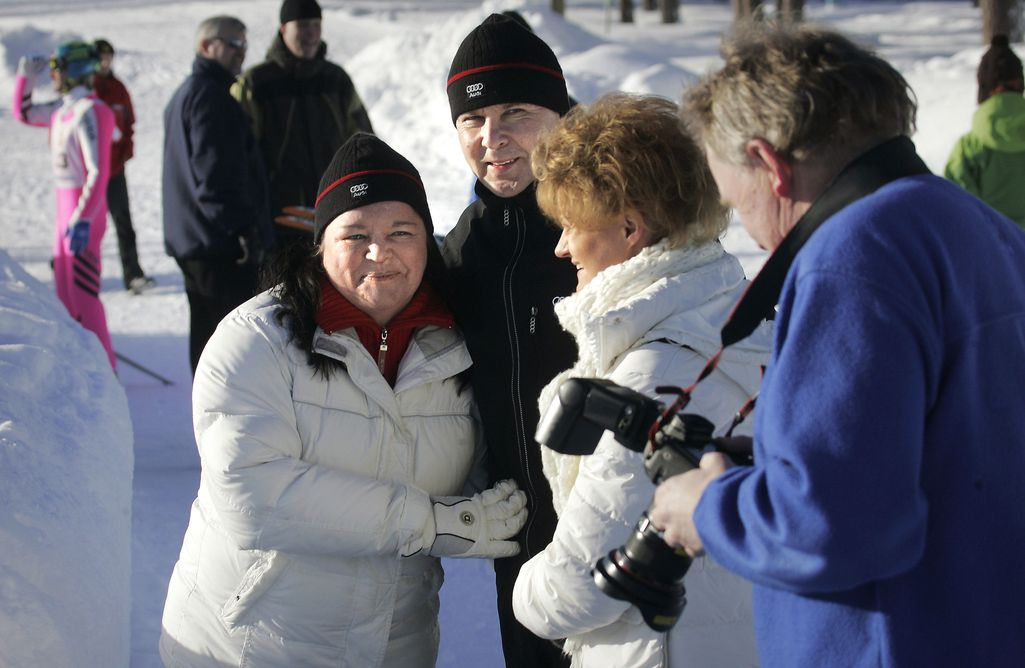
[13,43,117,369]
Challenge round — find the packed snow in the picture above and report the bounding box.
[0,0,994,665]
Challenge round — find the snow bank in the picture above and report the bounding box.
[0,249,133,666]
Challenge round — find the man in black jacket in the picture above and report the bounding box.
[232,0,373,248]
[162,15,271,376]
[441,14,577,668]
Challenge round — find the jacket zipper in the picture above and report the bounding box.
[503,204,543,555]
[377,328,389,375]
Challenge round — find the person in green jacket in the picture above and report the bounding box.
[231,0,373,249]
[945,34,1025,229]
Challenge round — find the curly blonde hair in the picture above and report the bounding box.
[532,93,728,248]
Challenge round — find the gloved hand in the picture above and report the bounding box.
[17,55,48,78]
[66,220,90,256]
[426,480,527,559]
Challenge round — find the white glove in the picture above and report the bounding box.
[426,480,527,559]
[17,55,48,78]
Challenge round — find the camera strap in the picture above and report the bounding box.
[653,137,930,440]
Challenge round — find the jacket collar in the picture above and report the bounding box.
[720,135,931,348]
[192,56,237,87]
[472,180,561,248]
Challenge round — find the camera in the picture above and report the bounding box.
[535,377,751,633]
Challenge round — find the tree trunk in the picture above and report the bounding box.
[660,0,680,23]
[777,0,803,22]
[643,0,658,9]
[732,0,764,23]
[621,0,635,22]
[551,0,565,15]
[982,0,1023,42]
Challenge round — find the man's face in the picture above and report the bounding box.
[705,144,790,252]
[205,28,247,76]
[456,102,560,198]
[280,19,322,60]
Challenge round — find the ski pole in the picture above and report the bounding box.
[115,351,174,385]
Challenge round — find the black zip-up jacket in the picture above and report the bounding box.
[441,181,578,560]
[233,35,373,241]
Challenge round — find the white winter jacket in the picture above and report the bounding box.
[160,290,484,668]
[513,240,772,667]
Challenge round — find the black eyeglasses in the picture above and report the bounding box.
[213,36,247,50]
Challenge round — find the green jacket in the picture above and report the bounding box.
[944,92,1025,228]
[232,35,373,238]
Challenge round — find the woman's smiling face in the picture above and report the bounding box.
[321,200,428,326]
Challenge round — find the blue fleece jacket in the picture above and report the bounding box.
[696,145,1025,666]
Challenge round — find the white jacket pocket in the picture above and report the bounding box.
[219,550,288,628]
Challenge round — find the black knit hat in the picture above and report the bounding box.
[314,133,433,243]
[280,0,322,24]
[447,13,569,123]
[978,34,1024,103]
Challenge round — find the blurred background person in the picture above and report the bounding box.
[159,133,526,667]
[945,34,1025,229]
[233,0,373,250]
[13,40,117,369]
[93,37,154,294]
[512,93,769,667]
[162,15,272,376]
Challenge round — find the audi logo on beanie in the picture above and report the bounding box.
[313,133,435,244]
[446,13,569,124]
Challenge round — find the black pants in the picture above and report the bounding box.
[107,171,145,287]
[175,257,259,376]
[495,555,570,668]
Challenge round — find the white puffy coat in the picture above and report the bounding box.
[160,290,484,668]
[513,241,773,667]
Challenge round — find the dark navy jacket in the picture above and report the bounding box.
[162,57,271,261]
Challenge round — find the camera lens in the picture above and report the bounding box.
[592,513,692,632]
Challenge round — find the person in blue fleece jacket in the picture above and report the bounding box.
[650,23,1025,668]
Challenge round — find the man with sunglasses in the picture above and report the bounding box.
[162,15,272,376]
[13,40,118,370]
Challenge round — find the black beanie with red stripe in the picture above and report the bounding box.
[446,13,570,123]
[314,133,433,243]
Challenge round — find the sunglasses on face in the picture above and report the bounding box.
[213,36,247,51]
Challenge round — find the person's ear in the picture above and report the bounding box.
[745,139,793,198]
[623,210,650,249]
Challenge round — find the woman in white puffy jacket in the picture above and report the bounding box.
[511,94,773,667]
[159,134,527,668]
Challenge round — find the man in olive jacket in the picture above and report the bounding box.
[232,0,373,247]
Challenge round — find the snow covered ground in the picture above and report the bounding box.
[0,0,992,665]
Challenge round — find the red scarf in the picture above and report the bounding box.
[316,277,455,387]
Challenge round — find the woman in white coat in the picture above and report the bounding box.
[511,94,773,667]
[160,133,527,668]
